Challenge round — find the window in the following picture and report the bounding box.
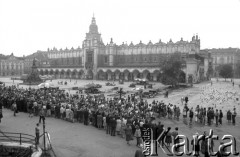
[104,56,108,63]
[87,51,93,63]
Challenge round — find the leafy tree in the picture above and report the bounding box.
[161,53,183,87]
[235,62,240,78]
[219,64,233,81]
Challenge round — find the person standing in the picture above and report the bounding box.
[12,101,17,116]
[227,110,232,124]
[35,123,40,145]
[125,124,132,145]
[106,114,111,134]
[189,108,194,126]
[46,103,51,117]
[134,125,141,147]
[28,101,33,118]
[203,108,206,125]
[215,109,219,127]
[232,108,237,125]
[219,110,223,125]
[116,117,121,135]
[84,108,89,125]
[183,104,189,125]
[110,117,116,136]
[185,96,189,104]
[39,107,45,123]
[207,108,211,126]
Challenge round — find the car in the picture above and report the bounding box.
[72,87,79,90]
[85,83,102,88]
[129,83,136,88]
[95,84,102,88]
[142,91,155,98]
[111,87,119,90]
[106,82,116,86]
[85,87,101,94]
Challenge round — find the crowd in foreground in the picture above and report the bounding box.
[0,82,238,157]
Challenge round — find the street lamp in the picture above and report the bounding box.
[43,116,46,154]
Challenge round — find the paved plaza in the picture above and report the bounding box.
[0,77,240,157]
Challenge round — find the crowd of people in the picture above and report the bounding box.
[0,84,177,147]
[0,81,238,156]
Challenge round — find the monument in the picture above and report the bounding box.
[22,58,43,85]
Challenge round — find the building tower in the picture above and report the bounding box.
[82,15,102,79]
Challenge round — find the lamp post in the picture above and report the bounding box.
[42,116,48,156]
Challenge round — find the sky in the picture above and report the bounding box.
[0,0,240,57]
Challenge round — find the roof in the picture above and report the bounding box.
[25,51,48,60]
[0,54,8,60]
[206,48,240,54]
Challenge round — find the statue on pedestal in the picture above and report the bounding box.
[23,58,43,85]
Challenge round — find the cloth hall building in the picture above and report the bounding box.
[37,16,210,83]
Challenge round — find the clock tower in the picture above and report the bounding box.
[82,16,102,79]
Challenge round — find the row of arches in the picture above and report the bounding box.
[97,69,161,81]
[39,69,86,79]
[38,68,186,82]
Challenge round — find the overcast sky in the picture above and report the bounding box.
[0,0,239,57]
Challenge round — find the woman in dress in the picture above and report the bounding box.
[97,113,103,129]
[116,117,121,135]
[103,116,106,130]
[121,117,127,138]
[125,124,132,145]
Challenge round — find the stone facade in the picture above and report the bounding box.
[36,16,208,83]
[206,48,240,77]
[0,53,24,76]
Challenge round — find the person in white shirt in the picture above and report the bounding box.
[60,106,65,119]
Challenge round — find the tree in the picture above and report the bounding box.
[219,64,233,81]
[235,62,240,78]
[161,53,183,87]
